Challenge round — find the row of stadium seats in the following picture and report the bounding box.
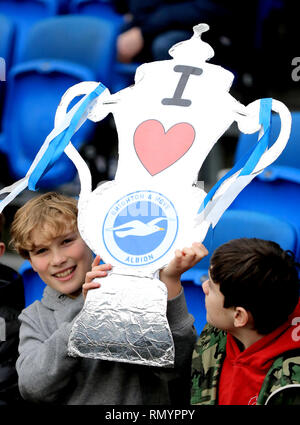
[0,0,134,87]
[0,0,285,66]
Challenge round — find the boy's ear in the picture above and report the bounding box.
[233,307,249,328]
[0,242,6,257]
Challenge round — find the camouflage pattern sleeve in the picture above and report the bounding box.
[191,324,226,405]
[257,352,300,405]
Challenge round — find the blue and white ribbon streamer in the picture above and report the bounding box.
[196,98,272,228]
[0,82,106,213]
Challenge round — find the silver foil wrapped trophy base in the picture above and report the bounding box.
[68,273,175,367]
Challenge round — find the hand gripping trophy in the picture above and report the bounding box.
[0,24,291,367]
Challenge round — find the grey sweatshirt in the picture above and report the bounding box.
[16,285,196,405]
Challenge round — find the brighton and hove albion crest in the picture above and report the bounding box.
[102,190,178,267]
[0,24,291,368]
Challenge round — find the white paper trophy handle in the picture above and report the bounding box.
[55,82,104,196]
[251,99,291,173]
[0,81,108,212]
[64,143,92,196]
[54,81,104,127]
[195,98,292,232]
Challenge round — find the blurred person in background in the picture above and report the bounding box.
[113,0,259,102]
[113,0,237,63]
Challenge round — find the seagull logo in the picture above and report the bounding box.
[107,217,166,238]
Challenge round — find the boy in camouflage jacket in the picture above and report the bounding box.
[191,238,300,405]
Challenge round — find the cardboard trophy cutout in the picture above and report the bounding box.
[0,24,291,367]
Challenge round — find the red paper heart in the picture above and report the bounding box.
[134,119,195,176]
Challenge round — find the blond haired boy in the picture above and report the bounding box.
[11,192,206,405]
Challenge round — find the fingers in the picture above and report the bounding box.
[182,246,196,257]
[180,243,208,266]
[183,242,208,257]
[92,263,113,273]
[82,281,101,300]
[83,258,113,299]
[173,243,208,264]
[192,242,209,258]
[85,263,112,283]
[83,263,112,300]
[91,255,101,268]
[90,256,112,274]
[174,249,183,259]
[85,270,106,283]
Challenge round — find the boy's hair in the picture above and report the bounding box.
[210,238,300,334]
[10,192,78,259]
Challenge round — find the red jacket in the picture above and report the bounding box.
[218,300,300,405]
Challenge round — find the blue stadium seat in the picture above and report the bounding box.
[0,0,59,64]
[21,14,121,88]
[181,280,206,337]
[69,0,123,24]
[181,209,299,334]
[69,0,137,91]
[112,62,139,92]
[0,14,15,125]
[229,172,300,259]
[0,59,95,188]
[19,260,46,307]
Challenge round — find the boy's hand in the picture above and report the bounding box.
[160,243,208,300]
[82,255,112,300]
